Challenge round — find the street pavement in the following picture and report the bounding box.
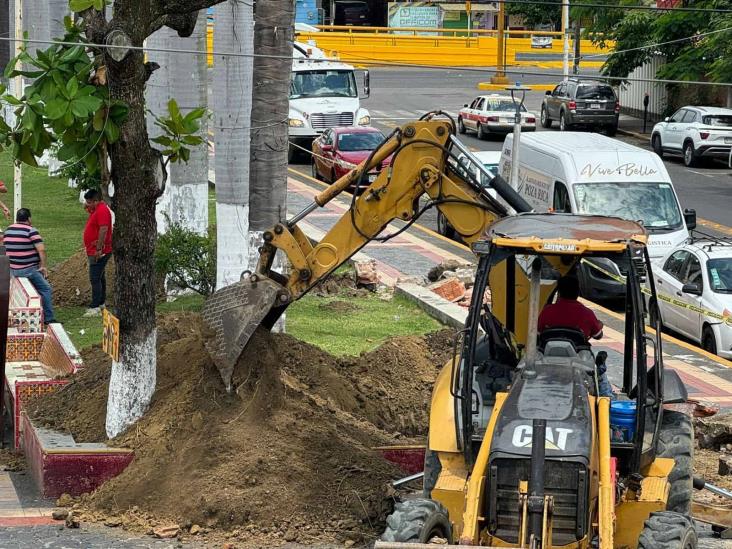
[299,67,732,237]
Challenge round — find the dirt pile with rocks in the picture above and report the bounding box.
[49,249,117,307]
[29,312,454,545]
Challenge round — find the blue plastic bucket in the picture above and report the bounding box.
[610,401,636,443]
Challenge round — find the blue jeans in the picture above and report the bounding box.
[598,371,615,399]
[88,254,111,308]
[11,266,56,324]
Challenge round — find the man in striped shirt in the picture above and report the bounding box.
[3,208,57,325]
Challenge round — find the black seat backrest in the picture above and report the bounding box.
[538,327,591,354]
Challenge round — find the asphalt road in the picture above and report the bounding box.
[290,67,732,237]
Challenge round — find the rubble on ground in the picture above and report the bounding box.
[696,411,732,449]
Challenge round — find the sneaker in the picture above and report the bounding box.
[83,307,101,317]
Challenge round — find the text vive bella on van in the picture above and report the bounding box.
[580,162,658,178]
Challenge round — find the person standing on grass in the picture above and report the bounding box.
[83,189,113,317]
[3,208,58,325]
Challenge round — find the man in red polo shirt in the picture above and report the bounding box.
[82,189,113,317]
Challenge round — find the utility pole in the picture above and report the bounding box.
[508,84,528,190]
[13,0,22,215]
[491,0,508,84]
[573,19,580,74]
[562,0,570,81]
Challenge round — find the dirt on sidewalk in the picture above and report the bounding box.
[28,313,455,545]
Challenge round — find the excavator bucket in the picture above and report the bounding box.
[201,274,287,390]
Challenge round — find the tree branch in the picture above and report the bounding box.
[158,0,229,16]
[80,7,109,45]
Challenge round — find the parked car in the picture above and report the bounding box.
[333,0,370,26]
[651,106,732,167]
[438,151,502,237]
[540,79,619,135]
[457,94,537,139]
[311,126,389,192]
[650,238,732,358]
[531,35,553,48]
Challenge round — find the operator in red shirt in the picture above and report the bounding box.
[538,276,603,340]
[538,276,613,397]
[82,189,113,317]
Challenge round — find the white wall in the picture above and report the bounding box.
[618,55,668,120]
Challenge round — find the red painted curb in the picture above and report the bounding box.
[0,516,57,527]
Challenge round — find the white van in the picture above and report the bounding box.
[499,132,695,299]
[288,42,371,161]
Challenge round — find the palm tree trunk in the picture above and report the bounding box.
[213,1,254,288]
[161,10,209,235]
[248,0,294,331]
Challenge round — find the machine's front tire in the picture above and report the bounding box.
[381,499,452,544]
[422,448,441,498]
[657,410,693,514]
[638,511,697,549]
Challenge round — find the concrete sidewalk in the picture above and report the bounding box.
[287,170,732,410]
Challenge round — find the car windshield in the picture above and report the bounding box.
[485,99,527,112]
[708,258,732,293]
[337,132,384,151]
[290,70,357,99]
[702,115,732,127]
[573,182,682,232]
[576,85,615,100]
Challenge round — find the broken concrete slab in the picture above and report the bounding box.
[697,412,732,449]
[429,277,466,302]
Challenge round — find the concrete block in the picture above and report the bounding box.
[429,277,466,302]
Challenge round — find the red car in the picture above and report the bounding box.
[311,126,391,192]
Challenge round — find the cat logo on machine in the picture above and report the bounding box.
[511,425,573,451]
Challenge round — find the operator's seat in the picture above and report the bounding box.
[538,327,593,362]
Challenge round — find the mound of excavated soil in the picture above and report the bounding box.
[49,249,117,307]
[29,313,454,544]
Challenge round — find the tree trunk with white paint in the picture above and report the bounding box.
[161,10,209,235]
[213,0,254,288]
[249,0,295,330]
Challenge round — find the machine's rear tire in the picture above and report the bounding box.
[657,410,693,514]
[381,499,452,544]
[638,512,697,549]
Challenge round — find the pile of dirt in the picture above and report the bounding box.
[49,249,117,307]
[28,313,455,544]
[311,272,371,298]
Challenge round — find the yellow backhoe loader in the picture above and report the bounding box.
[201,114,696,548]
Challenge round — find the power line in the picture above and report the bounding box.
[0,33,730,89]
[491,0,732,13]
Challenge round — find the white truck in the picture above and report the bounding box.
[498,132,696,300]
[289,42,371,161]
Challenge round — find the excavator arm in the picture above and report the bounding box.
[203,115,532,388]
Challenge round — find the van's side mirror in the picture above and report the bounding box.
[684,208,697,230]
[664,117,671,123]
[682,283,702,296]
[362,70,370,99]
[545,90,551,96]
[464,104,468,108]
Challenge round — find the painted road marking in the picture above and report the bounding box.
[699,217,732,236]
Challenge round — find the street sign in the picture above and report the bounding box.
[102,309,120,362]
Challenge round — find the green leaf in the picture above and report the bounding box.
[17,143,38,167]
[45,97,69,120]
[57,142,79,161]
[3,57,18,79]
[69,0,95,12]
[93,0,105,9]
[62,109,75,128]
[167,98,181,121]
[180,147,191,163]
[182,135,203,146]
[109,102,129,122]
[66,77,79,99]
[92,108,105,131]
[51,70,67,90]
[152,135,174,147]
[104,121,120,144]
[3,95,21,106]
[70,94,102,117]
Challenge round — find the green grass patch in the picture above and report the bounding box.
[57,290,441,356]
[0,152,88,267]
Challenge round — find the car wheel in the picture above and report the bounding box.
[683,141,699,167]
[437,212,456,239]
[311,160,322,181]
[457,117,466,134]
[559,111,569,131]
[540,106,552,128]
[605,124,618,137]
[476,123,486,140]
[652,134,664,158]
[703,326,718,355]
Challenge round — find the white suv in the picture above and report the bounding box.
[650,239,732,359]
[651,106,732,167]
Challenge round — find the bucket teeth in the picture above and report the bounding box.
[202,276,284,390]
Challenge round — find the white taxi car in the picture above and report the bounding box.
[651,106,732,167]
[651,239,732,359]
[457,94,537,139]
